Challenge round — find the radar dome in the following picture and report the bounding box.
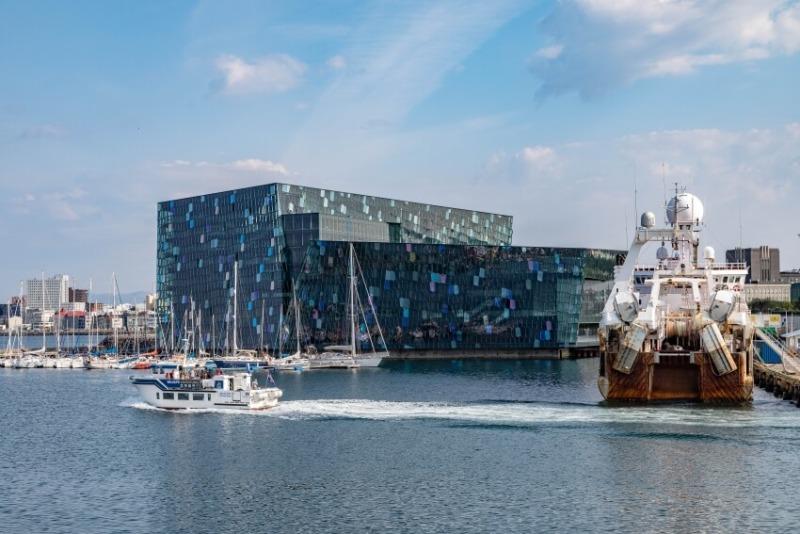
[666,193,704,225]
[640,212,656,228]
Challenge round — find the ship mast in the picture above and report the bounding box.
[293,283,302,355]
[349,243,357,357]
[233,258,239,353]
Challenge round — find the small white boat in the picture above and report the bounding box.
[71,357,86,369]
[112,356,142,369]
[14,355,43,369]
[53,357,73,368]
[308,243,391,370]
[86,357,115,369]
[309,350,359,369]
[131,367,282,410]
[272,352,311,371]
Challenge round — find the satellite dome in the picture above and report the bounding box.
[640,212,656,228]
[666,193,704,225]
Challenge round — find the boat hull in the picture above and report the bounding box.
[132,381,282,410]
[212,359,267,371]
[599,350,753,403]
[354,352,388,368]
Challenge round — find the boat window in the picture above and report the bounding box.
[208,394,212,401]
[178,393,189,401]
[192,393,204,401]
[214,380,223,389]
[723,276,728,283]
[163,392,174,400]
[156,392,160,399]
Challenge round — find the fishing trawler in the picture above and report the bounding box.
[130,366,282,410]
[598,188,754,403]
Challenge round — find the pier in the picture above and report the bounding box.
[753,328,800,406]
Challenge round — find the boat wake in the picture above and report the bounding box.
[121,398,800,428]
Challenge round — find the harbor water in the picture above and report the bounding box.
[1,359,799,533]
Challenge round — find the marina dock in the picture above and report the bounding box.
[753,328,800,406]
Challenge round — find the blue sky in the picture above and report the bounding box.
[1,0,799,296]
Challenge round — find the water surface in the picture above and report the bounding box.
[1,359,798,533]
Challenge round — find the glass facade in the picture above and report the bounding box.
[156,183,516,351]
[293,243,618,352]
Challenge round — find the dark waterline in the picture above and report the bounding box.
[1,359,798,533]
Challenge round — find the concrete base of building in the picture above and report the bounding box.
[384,347,599,361]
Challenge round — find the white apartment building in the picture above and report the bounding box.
[24,274,70,311]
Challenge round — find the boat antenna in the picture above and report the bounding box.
[633,163,639,229]
[738,195,744,264]
[661,162,667,224]
[624,206,630,247]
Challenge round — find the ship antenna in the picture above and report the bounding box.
[661,163,667,224]
[738,196,744,264]
[624,206,630,246]
[633,164,639,229]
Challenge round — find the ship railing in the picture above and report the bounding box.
[631,262,748,271]
[706,263,747,270]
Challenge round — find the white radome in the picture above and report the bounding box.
[666,193,704,225]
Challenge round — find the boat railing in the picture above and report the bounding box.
[164,379,205,391]
[632,262,747,272]
[707,262,747,270]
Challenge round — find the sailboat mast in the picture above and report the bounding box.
[170,302,175,355]
[293,284,302,354]
[41,273,46,351]
[56,275,62,354]
[233,259,239,353]
[349,244,356,357]
[260,299,265,355]
[112,272,118,355]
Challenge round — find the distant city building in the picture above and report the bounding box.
[157,182,619,353]
[726,246,780,284]
[779,270,800,284]
[56,310,86,330]
[24,274,70,311]
[0,302,22,329]
[744,283,791,303]
[68,287,89,303]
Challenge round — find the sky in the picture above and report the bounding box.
[1,0,799,297]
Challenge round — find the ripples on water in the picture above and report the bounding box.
[2,359,799,533]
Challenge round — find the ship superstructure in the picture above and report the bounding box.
[598,189,754,402]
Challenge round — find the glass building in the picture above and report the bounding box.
[156,182,618,353]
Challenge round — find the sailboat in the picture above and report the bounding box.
[2,285,25,367]
[213,259,269,371]
[273,284,311,371]
[310,243,390,369]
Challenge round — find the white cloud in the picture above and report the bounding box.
[518,145,556,165]
[326,54,347,70]
[12,188,91,222]
[535,44,563,59]
[230,159,289,175]
[161,158,289,175]
[286,0,527,177]
[480,123,800,263]
[531,0,800,98]
[215,54,307,94]
[17,123,66,140]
